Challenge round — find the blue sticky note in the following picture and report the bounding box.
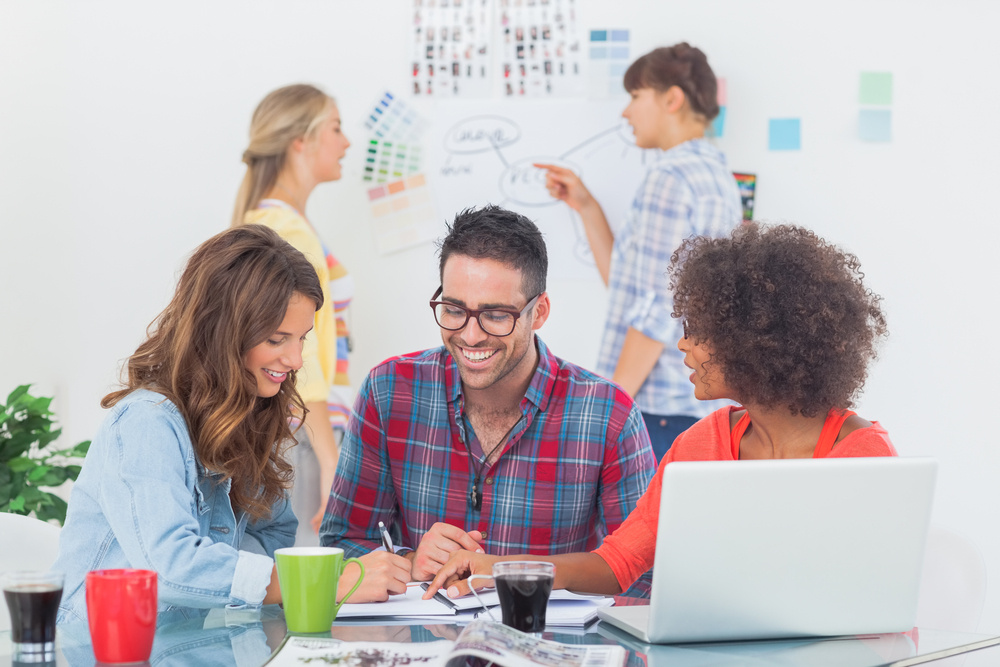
[610,30,630,42]
[709,107,726,138]
[610,46,630,60]
[768,118,801,151]
[858,109,891,142]
[590,30,608,42]
[590,46,608,59]
[609,62,628,77]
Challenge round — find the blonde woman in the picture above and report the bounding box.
[233,84,353,541]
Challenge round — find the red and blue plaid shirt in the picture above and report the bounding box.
[321,337,656,565]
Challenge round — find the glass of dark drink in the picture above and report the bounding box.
[470,561,554,633]
[2,570,64,663]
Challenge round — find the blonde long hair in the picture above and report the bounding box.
[232,84,334,226]
[103,225,324,520]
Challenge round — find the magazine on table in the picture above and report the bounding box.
[265,619,627,667]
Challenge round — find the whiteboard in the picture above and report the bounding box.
[426,99,657,280]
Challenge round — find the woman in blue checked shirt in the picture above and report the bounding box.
[535,43,742,461]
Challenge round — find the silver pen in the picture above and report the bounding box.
[378,520,394,552]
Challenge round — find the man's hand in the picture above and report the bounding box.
[423,550,499,599]
[409,522,485,581]
[337,551,412,603]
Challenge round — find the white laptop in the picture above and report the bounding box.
[597,457,937,643]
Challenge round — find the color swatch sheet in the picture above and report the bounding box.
[364,138,423,184]
[588,28,629,98]
[412,0,493,97]
[498,0,583,97]
[367,174,440,255]
[362,92,428,184]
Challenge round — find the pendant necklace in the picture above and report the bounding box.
[464,418,519,512]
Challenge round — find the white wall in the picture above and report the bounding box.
[3,0,999,642]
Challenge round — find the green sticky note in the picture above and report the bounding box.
[859,72,893,105]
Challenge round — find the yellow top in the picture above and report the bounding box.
[244,206,336,403]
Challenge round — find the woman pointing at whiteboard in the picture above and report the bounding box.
[536,43,742,460]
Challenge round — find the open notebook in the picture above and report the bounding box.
[337,585,613,627]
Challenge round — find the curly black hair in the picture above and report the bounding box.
[668,223,887,417]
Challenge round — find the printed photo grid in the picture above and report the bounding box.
[412,0,493,97]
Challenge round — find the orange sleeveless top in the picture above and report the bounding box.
[730,408,856,459]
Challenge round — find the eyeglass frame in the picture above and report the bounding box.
[429,286,543,337]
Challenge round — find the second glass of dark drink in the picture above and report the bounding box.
[2,570,64,663]
[492,561,555,633]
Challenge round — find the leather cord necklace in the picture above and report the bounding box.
[464,418,520,512]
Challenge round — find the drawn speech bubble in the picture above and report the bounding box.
[443,116,521,155]
[499,157,580,207]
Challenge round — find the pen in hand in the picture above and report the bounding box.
[378,521,394,552]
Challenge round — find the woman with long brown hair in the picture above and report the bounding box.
[55,225,324,621]
[233,83,353,541]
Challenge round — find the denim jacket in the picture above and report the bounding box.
[54,389,297,623]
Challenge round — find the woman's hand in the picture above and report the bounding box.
[409,522,485,582]
[422,550,499,599]
[533,163,597,213]
[338,551,412,603]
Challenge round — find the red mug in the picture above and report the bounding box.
[85,569,157,663]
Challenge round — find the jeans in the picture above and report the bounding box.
[641,413,699,462]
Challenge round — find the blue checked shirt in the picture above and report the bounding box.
[597,139,742,417]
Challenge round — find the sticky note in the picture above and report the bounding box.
[590,46,608,59]
[609,62,628,77]
[610,30,629,42]
[610,46,630,59]
[709,107,726,138]
[858,109,892,142]
[590,30,608,42]
[859,72,893,105]
[717,77,727,105]
[768,118,801,151]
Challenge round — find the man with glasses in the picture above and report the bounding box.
[320,205,655,598]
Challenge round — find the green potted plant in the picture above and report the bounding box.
[1,384,90,525]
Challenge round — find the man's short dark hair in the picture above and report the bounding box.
[438,205,547,298]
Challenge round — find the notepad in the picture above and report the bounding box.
[336,585,613,628]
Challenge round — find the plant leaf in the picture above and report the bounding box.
[65,465,82,481]
[20,416,52,434]
[35,429,63,450]
[27,465,51,482]
[7,457,37,473]
[39,469,68,487]
[19,486,43,504]
[6,385,30,405]
[9,495,26,512]
[0,432,36,461]
[35,495,67,524]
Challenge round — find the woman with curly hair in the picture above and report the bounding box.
[424,223,896,598]
[55,225,325,621]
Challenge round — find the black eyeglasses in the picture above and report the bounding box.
[429,287,542,337]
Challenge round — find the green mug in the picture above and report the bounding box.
[274,547,364,633]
